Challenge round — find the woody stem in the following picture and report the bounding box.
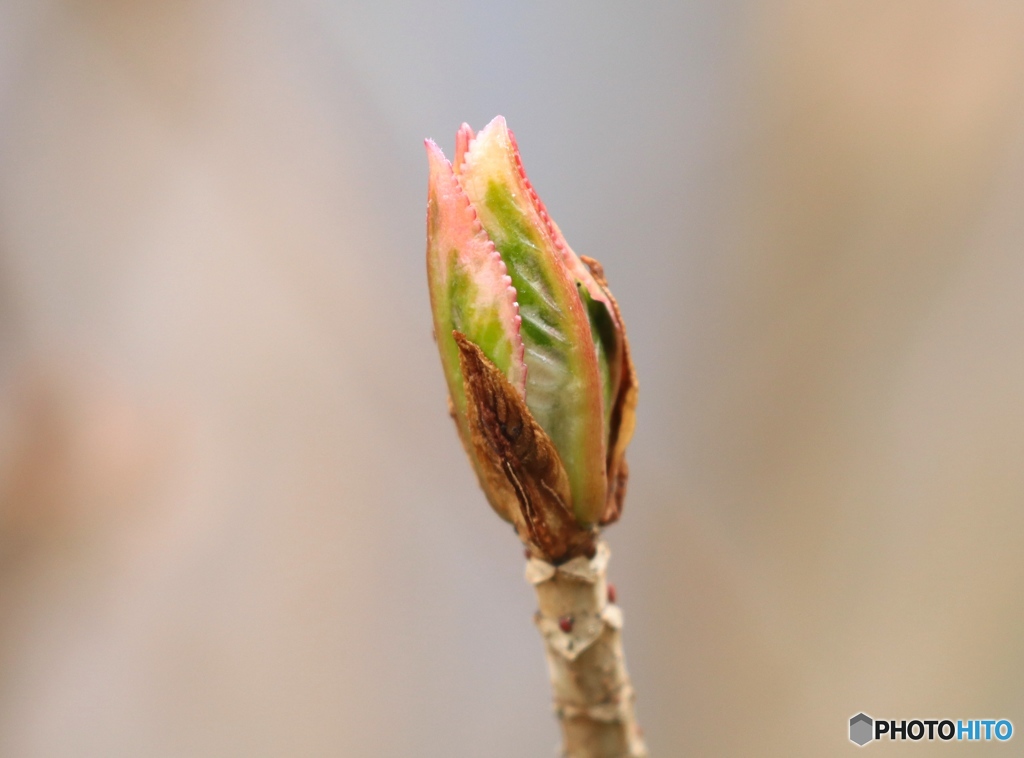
[527,541,647,758]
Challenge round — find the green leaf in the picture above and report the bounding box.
[425,139,526,520]
[457,117,607,524]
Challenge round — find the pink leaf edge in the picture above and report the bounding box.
[425,138,527,396]
[502,119,619,329]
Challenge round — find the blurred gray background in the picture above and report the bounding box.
[1,1,1023,755]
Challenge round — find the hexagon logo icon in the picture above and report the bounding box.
[850,713,873,746]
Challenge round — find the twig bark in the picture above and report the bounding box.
[526,542,647,757]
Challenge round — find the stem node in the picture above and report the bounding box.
[527,542,647,758]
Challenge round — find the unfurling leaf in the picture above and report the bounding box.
[425,117,638,558]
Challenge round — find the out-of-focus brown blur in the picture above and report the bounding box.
[1,2,1023,755]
